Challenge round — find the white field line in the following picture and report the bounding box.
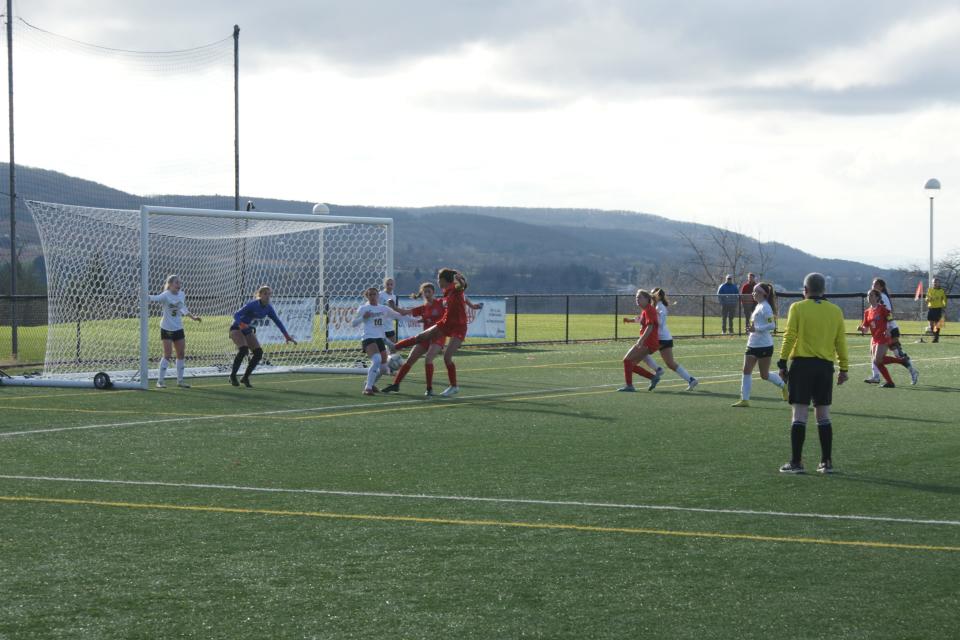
[0,374,741,438]
[1,473,957,527]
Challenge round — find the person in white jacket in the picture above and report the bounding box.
[732,282,788,407]
[352,287,409,396]
[148,274,201,388]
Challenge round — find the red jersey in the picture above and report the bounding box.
[863,305,892,344]
[439,284,468,330]
[639,304,659,345]
[411,299,447,345]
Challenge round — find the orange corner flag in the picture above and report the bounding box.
[914,280,924,301]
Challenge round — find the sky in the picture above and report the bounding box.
[4,0,959,268]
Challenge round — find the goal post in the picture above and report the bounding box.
[2,201,394,389]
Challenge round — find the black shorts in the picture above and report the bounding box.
[745,345,774,359]
[362,338,386,352]
[230,323,256,336]
[787,357,834,407]
[659,339,674,350]
[384,330,396,341]
[160,328,185,341]
[928,308,944,323]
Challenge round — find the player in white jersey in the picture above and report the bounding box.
[635,288,698,391]
[732,282,787,407]
[148,275,201,388]
[865,278,916,384]
[378,277,400,352]
[353,286,409,395]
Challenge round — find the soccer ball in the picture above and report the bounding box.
[387,353,405,373]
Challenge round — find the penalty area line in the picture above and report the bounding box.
[1,474,957,528]
[1,495,957,553]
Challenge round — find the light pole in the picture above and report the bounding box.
[924,178,941,288]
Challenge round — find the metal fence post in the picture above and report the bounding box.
[701,295,706,338]
[513,295,519,345]
[565,295,570,343]
[614,295,619,340]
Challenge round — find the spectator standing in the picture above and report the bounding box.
[717,275,739,335]
[740,272,758,323]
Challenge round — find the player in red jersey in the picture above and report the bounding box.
[381,282,447,396]
[618,289,663,392]
[859,289,910,388]
[391,268,474,397]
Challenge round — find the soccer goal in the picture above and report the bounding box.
[2,202,393,389]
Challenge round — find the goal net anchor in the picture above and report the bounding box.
[1,202,394,390]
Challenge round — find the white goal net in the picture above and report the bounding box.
[17,201,393,388]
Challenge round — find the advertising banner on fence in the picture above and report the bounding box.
[326,296,507,341]
[253,297,315,344]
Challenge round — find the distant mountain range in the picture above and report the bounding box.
[1,164,908,294]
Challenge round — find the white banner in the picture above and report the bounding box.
[326,296,507,341]
[252,297,315,344]
[327,297,364,341]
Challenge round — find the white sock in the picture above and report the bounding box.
[158,358,169,383]
[643,355,660,371]
[871,362,880,378]
[767,372,784,388]
[741,374,752,400]
[176,359,185,383]
[366,353,382,389]
[675,365,692,382]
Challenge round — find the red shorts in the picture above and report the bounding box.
[439,325,467,342]
[871,336,891,347]
[430,336,447,347]
[639,337,659,353]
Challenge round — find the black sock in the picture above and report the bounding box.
[243,348,263,379]
[817,420,833,463]
[790,421,806,465]
[231,347,249,377]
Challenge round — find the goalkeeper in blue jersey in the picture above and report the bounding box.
[228,285,296,387]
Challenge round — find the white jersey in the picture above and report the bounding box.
[747,300,776,348]
[351,303,403,340]
[378,290,398,308]
[656,301,672,341]
[879,292,899,330]
[148,290,190,332]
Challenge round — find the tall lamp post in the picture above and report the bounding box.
[924,178,941,288]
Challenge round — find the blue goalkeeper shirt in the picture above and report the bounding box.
[233,300,290,337]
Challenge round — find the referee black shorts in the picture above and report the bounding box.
[927,308,944,323]
[787,357,834,407]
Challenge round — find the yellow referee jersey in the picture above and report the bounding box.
[779,298,849,371]
[926,287,947,309]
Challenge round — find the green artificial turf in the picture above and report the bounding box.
[1,336,958,639]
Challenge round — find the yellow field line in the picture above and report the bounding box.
[2,495,956,553]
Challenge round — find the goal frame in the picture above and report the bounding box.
[1,203,394,390]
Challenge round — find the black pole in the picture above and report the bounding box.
[614,295,618,340]
[565,295,570,343]
[7,0,16,358]
[701,295,705,338]
[233,24,240,211]
[513,295,518,345]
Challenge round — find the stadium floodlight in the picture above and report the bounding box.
[924,178,941,289]
[2,202,394,389]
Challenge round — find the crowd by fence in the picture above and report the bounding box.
[2,292,956,369]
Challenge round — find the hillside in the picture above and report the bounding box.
[1,164,901,294]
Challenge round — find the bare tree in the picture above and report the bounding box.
[677,226,755,289]
[936,251,960,293]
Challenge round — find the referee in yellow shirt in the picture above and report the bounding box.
[926,277,947,343]
[776,273,849,474]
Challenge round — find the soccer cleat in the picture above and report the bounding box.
[381,383,400,394]
[779,461,805,474]
[371,385,380,393]
[780,384,789,402]
[731,399,750,407]
[910,367,919,386]
[880,382,895,388]
[863,377,880,384]
[155,380,166,389]
[617,385,636,392]
[648,370,663,391]
[816,461,833,474]
[229,375,240,387]
[240,377,252,388]
[686,378,699,392]
[424,388,434,397]
[362,388,376,396]
[177,381,191,389]
[440,386,459,397]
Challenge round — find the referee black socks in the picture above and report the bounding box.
[817,419,833,462]
[790,421,806,465]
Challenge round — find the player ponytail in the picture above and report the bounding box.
[872,278,894,312]
[411,282,435,299]
[758,282,776,314]
[651,287,669,306]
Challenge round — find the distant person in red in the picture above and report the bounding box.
[391,268,478,397]
[859,289,911,388]
[382,282,447,397]
[741,272,758,323]
[618,289,663,392]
